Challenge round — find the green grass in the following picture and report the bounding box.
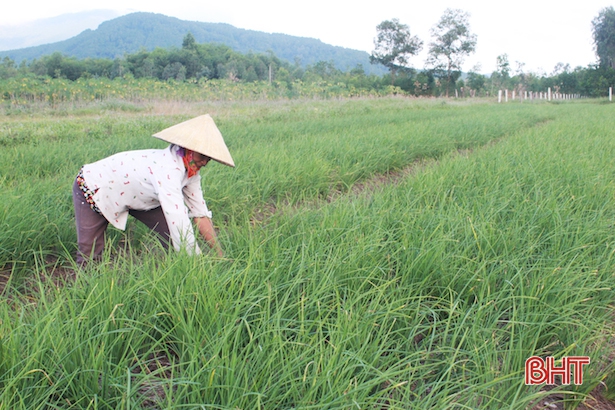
[0,99,553,270]
[1,98,614,409]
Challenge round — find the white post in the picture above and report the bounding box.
[548,88,552,101]
[498,90,502,103]
[512,90,516,101]
[610,87,612,101]
[505,89,509,102]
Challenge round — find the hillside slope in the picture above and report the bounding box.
[0,12,384,74]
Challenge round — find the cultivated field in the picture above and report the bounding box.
[1,97,615,409]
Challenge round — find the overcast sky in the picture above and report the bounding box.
[1,0,612,74]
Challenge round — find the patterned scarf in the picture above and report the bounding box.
[181,148,201,178]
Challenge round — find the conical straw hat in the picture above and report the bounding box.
[153,114,235,167]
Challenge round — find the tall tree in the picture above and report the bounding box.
[489,53,511,91]
[426,9,477,97]
[182,32,197,50]
[496,54,511,79]
[466,64,486,94]
[370,19,423,85]
[592,7,615,68]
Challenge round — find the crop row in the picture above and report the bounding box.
[0,76,402,106]
[1,99,614,408]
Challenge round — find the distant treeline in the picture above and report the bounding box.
[0,34,614,98]
[0,34,387,92]
[475,61,615,99]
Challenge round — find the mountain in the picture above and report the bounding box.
[0,10,122,51]
[0,12,385,74]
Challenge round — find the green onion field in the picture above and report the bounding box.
[1,97,615,409]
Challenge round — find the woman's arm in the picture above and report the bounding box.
[194,217,224,257]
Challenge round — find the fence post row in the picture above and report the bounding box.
[497,87,613,102]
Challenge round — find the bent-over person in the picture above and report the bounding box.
[72,114,234,266]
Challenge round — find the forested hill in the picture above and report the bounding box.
[0,12,384,74]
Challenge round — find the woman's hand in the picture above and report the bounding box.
[194,217,224,257]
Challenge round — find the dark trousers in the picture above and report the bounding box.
[72,177,170,265]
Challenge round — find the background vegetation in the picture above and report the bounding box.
[2,7,615,99]
[2,48,615,104]
[2,44,615,102]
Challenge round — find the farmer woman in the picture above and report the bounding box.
[72,114,234,266]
